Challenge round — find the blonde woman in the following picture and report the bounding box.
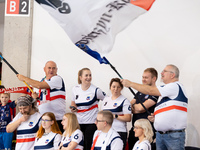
[59,113,84,150]
[34,112,62,150]
[70,68,105,150]
[132,119,154,150]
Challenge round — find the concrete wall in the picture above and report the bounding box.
[1,0,34,100]
[0,2,5,53]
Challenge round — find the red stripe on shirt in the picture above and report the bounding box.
[154,105,187,116]
[17,137,35,143]
[50,95,66,101]
[77,104,98,113]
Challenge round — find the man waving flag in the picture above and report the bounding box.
[35,0,155,64]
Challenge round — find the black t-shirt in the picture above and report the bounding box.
[132,92,158,126]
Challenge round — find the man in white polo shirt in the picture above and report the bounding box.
[17,61,66,132]
[121,64,188,150]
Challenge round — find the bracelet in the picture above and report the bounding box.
[115,114,118,119]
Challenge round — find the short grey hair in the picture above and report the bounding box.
[167,64,179,78]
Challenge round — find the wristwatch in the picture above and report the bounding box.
[115,114,118,119]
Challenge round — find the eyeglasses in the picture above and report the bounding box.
[133,126,143,130]
[41,119,52,122]
[161,70,174,74]
[95,119,106,123]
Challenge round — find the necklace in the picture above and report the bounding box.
[43,132,50,136]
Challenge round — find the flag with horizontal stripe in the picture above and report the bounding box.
[35,0,155,64]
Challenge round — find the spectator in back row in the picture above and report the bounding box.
[122,64,188,150]
[101,78,131,150]
[70,68,105,150]
[17,61,66,132]
[128,68,158,150]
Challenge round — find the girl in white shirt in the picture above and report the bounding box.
[34,112,62,150]
[59,113,84,150]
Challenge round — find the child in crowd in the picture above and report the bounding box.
[0,93,16,150]
[132,119,154,150]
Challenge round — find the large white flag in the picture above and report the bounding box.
[35,0,155,63]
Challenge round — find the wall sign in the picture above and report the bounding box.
[5,0,30,16]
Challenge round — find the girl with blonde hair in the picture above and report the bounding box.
[34,112,62,150]
[132,119,154,150]
[70,68,105,150]
[59,113,84,150]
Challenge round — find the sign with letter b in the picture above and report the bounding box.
[5,0,30,16]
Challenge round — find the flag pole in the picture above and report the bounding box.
[103,57,151,115]
[0,54,33,93]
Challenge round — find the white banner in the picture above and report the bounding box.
[35,0,155,57]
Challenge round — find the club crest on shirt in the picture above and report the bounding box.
[29,121,34,127]
[6,113,9,117]
[45,139,49,143]
[42,89,47,95]
[145,95,149,99]
[86,96,90,100]
[68,136,72,141]
[113,103,117,107]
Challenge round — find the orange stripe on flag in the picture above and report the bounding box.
[130,0,155,11]
[154,105,187,115]
[17,137,35,143]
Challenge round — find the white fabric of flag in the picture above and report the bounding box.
[35,0,155,63]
